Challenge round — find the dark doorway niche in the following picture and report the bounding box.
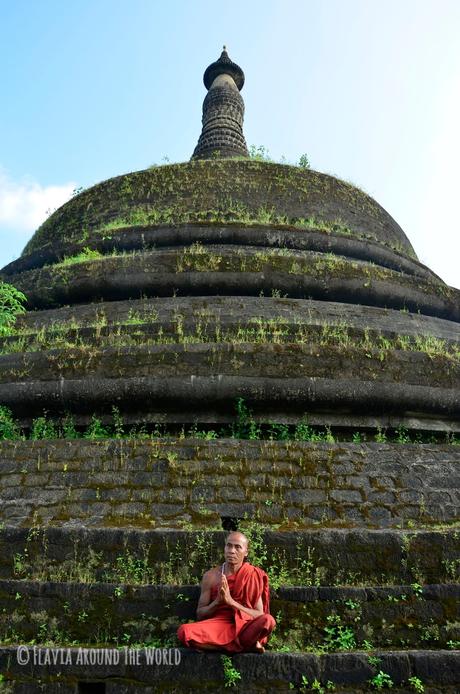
[78,683,106,694]
[221,516,242,531]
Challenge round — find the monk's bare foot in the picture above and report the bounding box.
[254,641,265,653]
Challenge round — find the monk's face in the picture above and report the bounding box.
[224,532,248,567]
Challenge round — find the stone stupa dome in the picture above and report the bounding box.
[1,47,459,432]
[0,48,459,692]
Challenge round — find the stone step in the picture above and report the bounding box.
[2,343,458,393]
[1,580,458,649]
[0,647,458,692]
[15,296,460,342]
[10,249,460,322]
[3,222,437,280]
[0,527,458,587]
[0,440,459,529]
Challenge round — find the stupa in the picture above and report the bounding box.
[0,48,458,692]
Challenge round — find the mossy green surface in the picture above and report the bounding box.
[22,160,416,259]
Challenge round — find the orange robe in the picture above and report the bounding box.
[177,562,275,653]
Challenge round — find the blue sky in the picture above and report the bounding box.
[1,0,459,288]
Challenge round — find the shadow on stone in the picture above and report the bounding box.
[78,683,106,694]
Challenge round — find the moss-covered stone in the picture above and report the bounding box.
[20,161,416,258]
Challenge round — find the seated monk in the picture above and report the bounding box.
[177,531,276,653]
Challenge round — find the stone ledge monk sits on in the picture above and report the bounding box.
[177,531,276,653]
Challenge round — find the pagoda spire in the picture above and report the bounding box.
[191,47,249,160]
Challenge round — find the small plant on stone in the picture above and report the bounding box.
[0,280,27,336]
[369,671,394,689]
[31,413,58,440]
[293,420,315,441]
[221,655,241,688]
[112,406,125,438]
[267,422,290,440]
[293,543,324,586]
[84,415,109,439]
[368,655,382,667]
[0,406,21,440]
[61,414,79,439]
[420,622,440,643]
[411,582,423,598]
[298,677,335,693]
[248,144,272,161]
[239,520,268,568]
[447,639,460,649]
[59,247,103,266]
[299,675,310,693]
[324,615,356,651]
[112,552,152,584]
[298,154,310,169]
[408,676,424,693]
[233,398,261,440]
[442,558,460,581]
[395,425,410,444]
[13,549,29,577]
[374,427,387,443]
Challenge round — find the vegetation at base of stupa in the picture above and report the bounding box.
[0,401,458,444]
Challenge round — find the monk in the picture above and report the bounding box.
[177,531,276,653]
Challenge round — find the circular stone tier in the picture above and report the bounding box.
[1,296,459,431]
[1,160,459,433]
[18,160,417,259]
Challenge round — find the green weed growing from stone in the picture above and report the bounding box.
[0,405,21,440]
[31,413,58,440]
[248,144,273,161]
[84,415,110,439]
[221,655,241,688]
[369,670,394,689]
[368,654,382,667]
[297,676,336,693]
[0,281,26,336]
[232,397,261,440]
[408,676,424,693]
[323,614,356,651]
[0,399,457,446]
[298,154,310,169]
[395,425,411,444]
[58,246,103,266]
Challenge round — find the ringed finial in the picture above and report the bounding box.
[191,48,249,159]
[202,47,245,91]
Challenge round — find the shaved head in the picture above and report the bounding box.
[225,531,248,547]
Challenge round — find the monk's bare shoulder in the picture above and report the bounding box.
[201,566,221,585]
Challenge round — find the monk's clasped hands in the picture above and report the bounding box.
[219,574,235,607]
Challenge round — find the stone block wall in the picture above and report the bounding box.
[0,440,458,529]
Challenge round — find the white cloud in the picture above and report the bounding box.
[0,169,76,233]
